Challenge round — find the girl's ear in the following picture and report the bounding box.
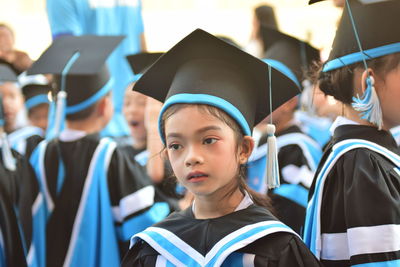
[239,136,254,164]
[361,68,376,94]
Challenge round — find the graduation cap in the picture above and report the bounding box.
[310,0,400,72]
[18,72,52,111]
[263,27,320,88]
[126,52,164,75]
[0,63,18,83]
[132,29,299,140]
[28,35,123,138]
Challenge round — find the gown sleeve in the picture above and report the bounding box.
[250,233,322,267]
[107,146,170,256]
[342,149,400,266]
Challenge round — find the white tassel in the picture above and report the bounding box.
[1,132,16,171]
[352,76,383,130]
[265,124,280,189]
[53,91,67,137]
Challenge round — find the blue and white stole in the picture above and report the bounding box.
[29,137,119,267]
[8,126,44,155]
[391,126,400,147]
[131,220,297,267]
[303,139,400,259]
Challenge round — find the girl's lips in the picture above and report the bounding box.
[187,171,209,182]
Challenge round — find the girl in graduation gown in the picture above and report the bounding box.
[304,1,400,266]
[122,29,321,267]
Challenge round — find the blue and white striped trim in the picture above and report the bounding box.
[8,126,44,155]
[304,139,400,259]
[158,93,251,144]
[25,94,50,110]
[63,138,116,266]
[65,78,114,115]
[323,42,400,72]
[131,220,297,266]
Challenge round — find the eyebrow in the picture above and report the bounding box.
[166,125,222,139]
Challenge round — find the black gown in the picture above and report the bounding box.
[305,125,400,267]
[29,133,173,267]
[0,149,37,267]
[122,204,321,266]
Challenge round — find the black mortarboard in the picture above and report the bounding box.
[28,35,123,113]
[126,52,164,76]
[263,27,320,86]
[0,63,18,83]
[132,29,300,142]
[19,73,52,110]
[310,0,400,72]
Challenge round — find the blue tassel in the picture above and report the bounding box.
[352,76,383,130]
[266,124,280,189]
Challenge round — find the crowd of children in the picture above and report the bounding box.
[1,0,399,266]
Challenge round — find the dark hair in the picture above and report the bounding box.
[161,103,273,210]
[314,53,400,104]
[66,92,110,121]
[255,5,278,30]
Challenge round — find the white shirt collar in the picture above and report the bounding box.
[191,191,254,214]
[329,116,360,136]
[59,128,87,142]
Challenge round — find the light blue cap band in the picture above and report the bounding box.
[262,59,301,88]
[323,42,400,72]
[158,93,251,144]
[65,77,114,114]
[25,94,50,110]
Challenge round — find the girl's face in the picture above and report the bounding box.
[0,82,23,130]
[376,64,400,129]
[165,105,241,197]
[123,90,147,144]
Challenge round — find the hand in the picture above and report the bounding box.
[144,97,162,131]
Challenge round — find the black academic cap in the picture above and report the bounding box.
[0,63,18,83]
[216,35,242,49]
[28,35,123,111]
[19,73,52,110]
[263,27,320,84]
[126,52,164,75]
[311,0,400,72]
[132,29,300,140]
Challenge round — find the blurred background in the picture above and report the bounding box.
[1,0,341,60]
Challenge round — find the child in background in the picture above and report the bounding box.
[7,73,51,157]
[28,36,170,267]
[304,1,400,266]
[122,29,321,266]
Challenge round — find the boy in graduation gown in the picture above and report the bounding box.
[247,28,323,234]
[0,64,43,267]
[7,73,51,158]
[28,35,171,267]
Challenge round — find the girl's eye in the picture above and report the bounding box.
[168,143,182,150]
[203,138,217,145]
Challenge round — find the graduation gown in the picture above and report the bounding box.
[29,133,171,267]
[0,138,43,267]
[122,204,321,266]
[248,125,322,234]
[8,126,44,158]
[304,124,400,266]
[0,180,27,267]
